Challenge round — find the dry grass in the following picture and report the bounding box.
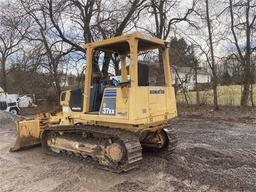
[176,84,256,106]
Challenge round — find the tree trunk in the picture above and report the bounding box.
[250,84,254,107]
[1,58,7,92]
[206,0,218,110]
[173,68,190,105]
[241,0,251,106]
[101,52,111,79]
[251,58,255,107]
[240,64,250,106]
[194,66,200,105]
[212,81,218,109]
[114,59,121,76]
[52,63,61,100]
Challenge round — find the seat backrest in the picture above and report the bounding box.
[89,83,102,112]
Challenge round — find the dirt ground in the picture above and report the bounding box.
[1,107,256,192]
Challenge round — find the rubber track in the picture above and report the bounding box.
[163,124,178,152]
[160,124,178,157]
[41,125,142,173]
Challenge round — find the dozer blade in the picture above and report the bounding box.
[10,118,41,152]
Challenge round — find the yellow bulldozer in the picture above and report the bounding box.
[10,32,177,172]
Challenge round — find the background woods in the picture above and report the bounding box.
[0,0,255,107]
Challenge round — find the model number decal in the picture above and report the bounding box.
[102,108,115,115]
[100,90,116,116]
[150,90,165,94]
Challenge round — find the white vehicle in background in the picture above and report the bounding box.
[0,87,19,114]
[0,87,36,115]
[18,95,35,108]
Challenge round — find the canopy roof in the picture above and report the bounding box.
[85,32,165,53]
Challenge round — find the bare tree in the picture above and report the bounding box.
[7,43,46,94]
[205,0,218,110]
[135,0,197,85]
[47,0,145,77]
[0,5,29,91]
[95,0,146,76]
[20,0,73,97]
[228,0,256,106]
[48,0,96,51]
[191,48,200,105]
[137,0,197,40]
[179,0,226,109]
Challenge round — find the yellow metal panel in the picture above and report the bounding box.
[86,36,130,49]
[134,87,149,120]
[148,87,167,115]
[60,91,71,106]
[85,32,165,50]
[162,48,172,87]
[98,88,129,119]
[165,86,177,115]
[128,39,138,121]
[163,46,177,116]
[129,39,138,87]
[83,47,93,113]
[120,55,128,82]
[10,119,41,152]
[116,88,129,119]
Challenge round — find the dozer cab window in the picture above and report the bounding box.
[138,48,165,86]
[92,50,130,84]
[89,43,130,112]
[69,89,83,112]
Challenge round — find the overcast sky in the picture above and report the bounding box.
[1,0,255,71]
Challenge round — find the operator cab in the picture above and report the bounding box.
[84,34,167,115]
[63,33,175,121]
